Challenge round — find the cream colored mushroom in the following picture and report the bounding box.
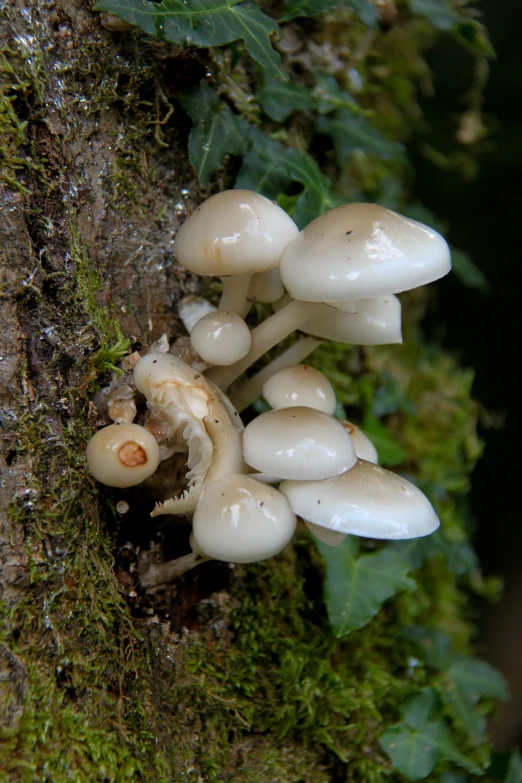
[262,364,337,415]
[86,422,160,488]
[174,190,298,314]
[190,310,252,366]
[133,352,244,516]
[242,407,357,481]
[280,459,440,539]
[192,473,296,563]
[280,202,451,302]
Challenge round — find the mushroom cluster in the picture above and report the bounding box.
[86,190,451,586]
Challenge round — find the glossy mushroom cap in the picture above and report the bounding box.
[174,190,299,276]
[86,423,160,488]
[280,203,451,302]
[243,407,357,480]
[262,365,337,415]
[192,474,296,563]
[280,459,440,540]
[190,310,252,366]
[339,420,378,463]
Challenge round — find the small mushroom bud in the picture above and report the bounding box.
[86,423,160,487]
[192,474,296,563]
[190,310,252,366]
[262,365,337,415]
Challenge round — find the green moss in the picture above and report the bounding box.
[0,45,45,194]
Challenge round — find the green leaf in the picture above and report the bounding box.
[506,752,522,783]
[235,127,293,199]
[179,82,250,185]
[402,688,440,728]
[94,0,283,76]
[407,0,460,31]
[379,690,483,780]
[236,130,346,227]
[317,108,405,164]
[280,0,379,27]
[317,537,415,637]
[257,74,313,122]
[389,530,478,577]
[451,249,489,291]
[282,148,341,227]
[448,657,509,704]
[313,73,364,115]
[401,626,453,669]
[361,413,406,466]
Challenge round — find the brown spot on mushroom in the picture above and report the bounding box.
[341,421,355,435]
[118,441,148,467]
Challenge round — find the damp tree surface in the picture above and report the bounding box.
[0,1,519,782]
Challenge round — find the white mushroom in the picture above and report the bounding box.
[280,202,451,302]
[206,203,449,391]
[339,420,378,463]
[262,364,337,415]
[242,407,357,481]
[190,310,252,366]
[192,473,296,563]
[86,422,160,488]
[133,352,244,515]
[174,190,299,314]
[280,459,440,539]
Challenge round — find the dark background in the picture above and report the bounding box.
[411,0,521,748]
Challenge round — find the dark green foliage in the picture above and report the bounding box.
[318,537,415,636]
[280,0,379,26]
[379,689,482,780]
[94,0,283,76]
[179,82,250,185]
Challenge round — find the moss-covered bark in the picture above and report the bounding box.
[0,1,499,781]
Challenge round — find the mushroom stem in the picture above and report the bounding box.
[219,274,252,314]
[205,299,321,390]
[138,551,211,589]
[230,336,322,412]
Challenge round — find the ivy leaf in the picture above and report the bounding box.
[282,148,342,227]
[317,108,405,164]
[379,689,483,780]
[361,413,406,466]
[257,74,313,122]
[401,626,453,669]
[313,73,364,115]
[235,127,293,199]
[317,537,415,637]
[451,249,489,291]
[444,657,507,746]
[407,0,460,31]
[236,132,346,227]
[506,752,522,783]
[179,82,250,185]
[448,657,508,704]
[94,0,283,76]
[280,0,379,27]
